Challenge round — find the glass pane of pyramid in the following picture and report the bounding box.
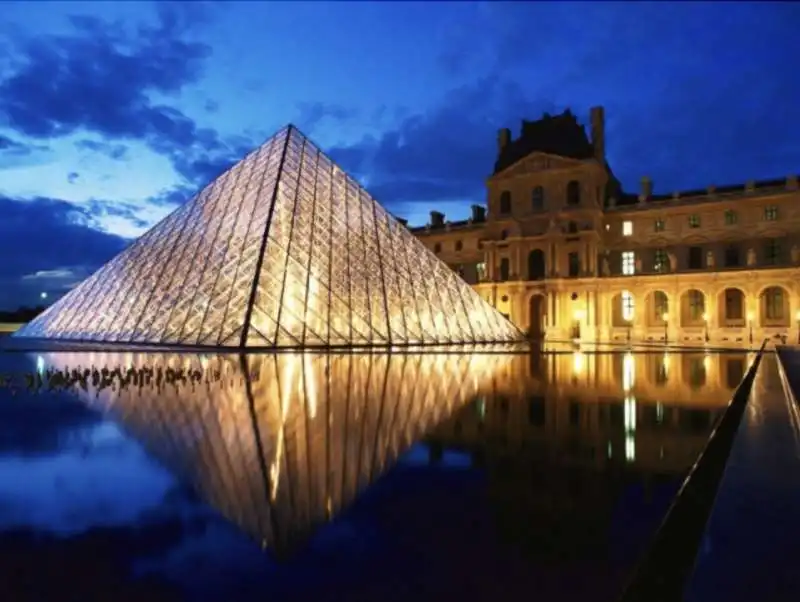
[14,125,522,348]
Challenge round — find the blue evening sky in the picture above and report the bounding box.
[0,1,798,308]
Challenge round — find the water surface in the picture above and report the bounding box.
[0,347,747,601]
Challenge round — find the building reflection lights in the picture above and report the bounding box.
[40,350,508,555]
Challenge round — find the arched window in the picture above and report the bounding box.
[763,287,785,320]
[499,191,512,214]
[531,186,544,211]
[566,180,581,205]
[621,290,635,322]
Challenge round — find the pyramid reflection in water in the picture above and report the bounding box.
[42,350,507,554]
[17,125,521,348]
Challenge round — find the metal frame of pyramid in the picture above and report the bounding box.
[14,125,523,349]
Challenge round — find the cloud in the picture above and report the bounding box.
[0,4,241,189]
[21,268,76,281]
[295,101,359,134]
[74,139,129,161]
[67,171,80,184]
[0,194,129,309]
[83,199,150,230]
[325,76,551,220]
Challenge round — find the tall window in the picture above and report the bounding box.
[688,214,701,228]
[566,180,581,206]
[622,220,633,236]
[621,291,635,322]
[654,249,668,273]
[724,245,740,267]
[688,246,703,269]
[622,251,635,275]
[688,290,705,321]
[568,252,580,277]
[724,210,737,225]
[499,258,510,281]
[764,287,784,320]
[455,240,463,251]
[499,191,511,214]
[531,186,545,211]
[764,239,780,265]
[653,291,668,321]
[764,205,778,221]
[476,261,486,282]
[434,243,442,253]
[654,218,665,232]
[725,289,744,320]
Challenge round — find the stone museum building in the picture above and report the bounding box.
[411,106,800,344]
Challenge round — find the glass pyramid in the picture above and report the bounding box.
[15,126,522,348]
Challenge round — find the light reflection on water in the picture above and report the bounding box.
[0,348,748,601]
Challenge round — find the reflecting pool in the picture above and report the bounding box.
[0,348,749,601]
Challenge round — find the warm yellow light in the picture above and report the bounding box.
[574,309,585,321]
[796,310,800,321]
[662,312,669,322]
[572,351,585,375]
[747,311,754,321]
[702,312,708,322]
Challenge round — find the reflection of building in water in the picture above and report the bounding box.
[42,351,506,555]
[428,351,744,475]
[422,352,742,567]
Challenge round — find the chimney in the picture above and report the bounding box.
[497,128,511,154]
[430,211,445,227]
[590,106,605,162]
[639,176,652,202]
[470,205,486,222]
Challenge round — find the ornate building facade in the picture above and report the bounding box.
[411,107,800,345]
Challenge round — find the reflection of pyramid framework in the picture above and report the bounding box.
[16,126,522,348]
[43,351,505,554]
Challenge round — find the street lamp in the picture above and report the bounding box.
[662,312,669,344]
[40,292,47,300]
[747,311,754,345]
[702,312,709,343]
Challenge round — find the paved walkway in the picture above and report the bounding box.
[684,351,800,602]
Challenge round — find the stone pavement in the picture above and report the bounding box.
[684,351,800,602]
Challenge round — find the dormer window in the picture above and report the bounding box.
[566,180,580,206]
[499,191,512,214]
[531,186,545,211]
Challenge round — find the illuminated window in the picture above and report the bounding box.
[724,210,737,225]
[688,290,705,321]
[688,214,701,228]
[622,220,633,236]
[476,261,486,282]
[764,205,778,221]
[621,290,635,322]
[622,251,635,275]
[654,218,665,232]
